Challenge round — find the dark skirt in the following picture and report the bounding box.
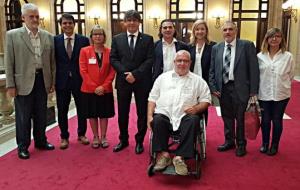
[81,92,115,119]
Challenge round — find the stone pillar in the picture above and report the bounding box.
[0,74,14,127]
[0,2,5,53]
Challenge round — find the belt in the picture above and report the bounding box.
[35,68,43,74]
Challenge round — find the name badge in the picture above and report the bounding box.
[89,58,97,64]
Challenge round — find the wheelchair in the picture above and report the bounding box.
[147,114,207,179]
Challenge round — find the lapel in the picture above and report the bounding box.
[218,42,225,72]
[122,33,132,56]
[133,32,142,55]
[72,34,80,59]
[157,40,163,65]
[234,39,242,69]
[20,27,35,54]
[39,29,46,55]
[58,34,69,60]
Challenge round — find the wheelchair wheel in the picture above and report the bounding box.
[147,163,155,177]
[195,152,201,179]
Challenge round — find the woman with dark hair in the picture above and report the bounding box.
[257,27,295,156]
[79,25,115,149]
[152,19,189,82]
[189,20,216,124]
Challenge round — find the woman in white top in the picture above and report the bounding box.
[257,28,295,156]
[189,20,216,124]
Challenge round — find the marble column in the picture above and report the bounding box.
[0,2,5,53]
[0,74,14,127]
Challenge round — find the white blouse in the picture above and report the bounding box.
[257,50,295,101]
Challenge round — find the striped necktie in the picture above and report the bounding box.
[223,44,231,84]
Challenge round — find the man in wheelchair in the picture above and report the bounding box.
[147,50,211,176]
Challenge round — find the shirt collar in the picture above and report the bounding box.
[171,70,192,78]
[225,38,236,48]
[127,31,139,38]
[24,25,40,36]
[162,38,177,45]
[64,33,75,40]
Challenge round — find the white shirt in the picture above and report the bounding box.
[194,43,205,77]
[223,39,236,81]
[162,38,177,72]
[127,31,139,48]
[64,33,75,51]
[257,50,295,101]
[25,25,42,69]
[148,70,211,131]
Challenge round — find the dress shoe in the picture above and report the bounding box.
[236,146,247,157]
[217,143,235,152]
[35,142,55,150]
[78,136,90,145]
[60,139,69,150]
[113,142,129,152]
[259,143,269,153]
[135,143,144,154]
[18,150,30,159]
[267,144,278,156]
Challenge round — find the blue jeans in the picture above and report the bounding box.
[259,98,289,145]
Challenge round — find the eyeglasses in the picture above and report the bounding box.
[270,35,282,39]
[28,15,40,19]
[175,59,190,64]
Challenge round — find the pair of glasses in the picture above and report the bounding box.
[270,35,282,39]
[175,59,189,64]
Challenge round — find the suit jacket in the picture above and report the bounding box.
[209,39,259,102]
[189,41,216,83]
[110,32,154,90]
[54,33,90,90]
[5,27,55,95]
[152,40,189,81]
[79,45,115,93]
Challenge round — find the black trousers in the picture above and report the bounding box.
[56,76,87,139]
[220,81,248,146]
[116,85,149,144]
[15,72,48,151]
[152,114,199,158]
[259,99,289,146]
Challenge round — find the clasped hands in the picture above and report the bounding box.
[95,86,104,96]
[124,72,136,84]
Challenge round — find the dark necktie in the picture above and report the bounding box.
[67,38,72,59]
[223,44,231,84]
[129,34,135,55]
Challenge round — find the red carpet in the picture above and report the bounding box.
[1,82,300,190]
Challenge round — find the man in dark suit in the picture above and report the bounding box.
[5,3,55,159]
[209,21,259,157]
[54,14,90,149]
[110,10,154,154]
[152,19,189,82]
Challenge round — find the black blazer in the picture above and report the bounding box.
[110,32,154,90]
[152,40,189,82]
[54,34,90,90]
[189,41,216,83]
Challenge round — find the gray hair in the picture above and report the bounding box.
[22,3,39,16]
[221,20,238,31]
[175,50,191,61]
